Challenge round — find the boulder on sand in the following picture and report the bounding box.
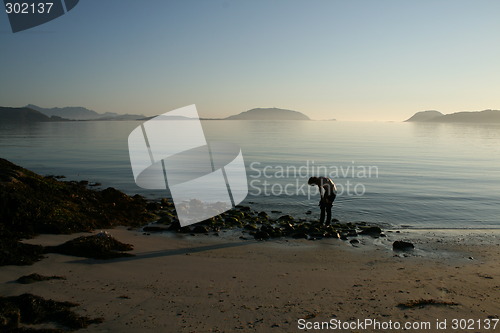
[393,240,415,251]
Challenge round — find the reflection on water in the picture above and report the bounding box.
[1,120,499,228]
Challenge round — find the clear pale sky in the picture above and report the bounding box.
[1,0,500,121]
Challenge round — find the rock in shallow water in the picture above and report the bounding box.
[359,226,382,236]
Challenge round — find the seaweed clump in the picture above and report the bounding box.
[0,293,103,331]
[398,298,459,309]
[16,273,66,285]
[0,241,44,266]
[45,232,134,259]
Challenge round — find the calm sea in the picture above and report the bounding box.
[1,120,499,229]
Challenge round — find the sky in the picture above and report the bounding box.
[1,0,500,121]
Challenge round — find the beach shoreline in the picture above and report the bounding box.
[1,227,498,332]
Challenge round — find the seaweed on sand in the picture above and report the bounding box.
[397,298,459,309]
[0,293,103,331]
[16,273,66,284]
[44,232,134,259]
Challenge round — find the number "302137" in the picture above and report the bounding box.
[5,2,54,14]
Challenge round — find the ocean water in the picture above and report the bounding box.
[1,120,499,229]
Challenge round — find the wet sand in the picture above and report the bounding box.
[1,228,499,332]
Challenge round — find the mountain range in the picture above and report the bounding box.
[1,106,310,123]
[0,107,67,123]
[406,110,500,123]
[25,104,144,121]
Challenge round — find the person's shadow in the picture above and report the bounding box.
[66,239,258,265]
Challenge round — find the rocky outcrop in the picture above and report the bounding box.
[0,158,155,265]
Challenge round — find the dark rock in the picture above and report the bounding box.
[160,198,175,208]
[278,215,294,222]
[254,231,270,240]
[292,232,308,239]
[305,210,312,215]
[45,232,134,259]
[309,226,321,234]
[393,241,414,251]
[350,239,359,245]
[270,228,283,238]
[45,175,66,179]
[16,273,65,284]
[167,221,181,231]
[257,211,269,219]
[325,232,340,239]
[271,210,282,214]
[280,222,295,232]
[225,217,240,226]
[142,226,168,233]
[235,205,251,211]
[359,226,382,236]
[179,226,191,233]
[192,225,209,234]
[347,230,358,237]
[146,202,161,211]
[260,225,273,234]
[226,210,244,219]
[244,224,259,231]
[157,214,173,224]
[308,233,324,240]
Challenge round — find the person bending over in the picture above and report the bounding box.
[308,176,337,225]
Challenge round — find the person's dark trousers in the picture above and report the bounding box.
[320,203,332,225]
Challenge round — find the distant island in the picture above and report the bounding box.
[1,105,312,124]
[145,107,312,121]
[0,106,68,123]
[406,109,500,123]
[224,107,310,120]
[0,105,145,123]
[26,104,145,121]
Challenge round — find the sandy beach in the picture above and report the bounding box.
[1,228,498,332]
